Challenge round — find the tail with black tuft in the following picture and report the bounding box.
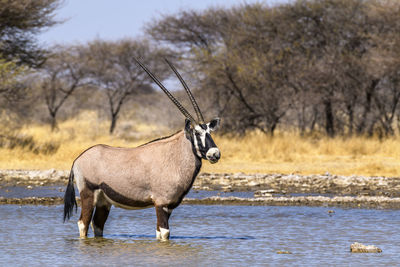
[64,168,77,222]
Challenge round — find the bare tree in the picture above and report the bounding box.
[84,39,171,134]
[38,45,88,131]
[148,4,294,135]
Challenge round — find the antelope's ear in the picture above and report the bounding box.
[184,118,192,135]
[208,117,220,132]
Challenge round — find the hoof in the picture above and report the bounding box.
[156,228,170,241]
[91,222,103,237]
[78,220,87,238]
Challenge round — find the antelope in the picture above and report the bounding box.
[63,58,221,240]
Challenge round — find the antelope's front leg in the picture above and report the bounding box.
[155,205,172,240]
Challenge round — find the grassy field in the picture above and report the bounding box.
[1,112,400,177]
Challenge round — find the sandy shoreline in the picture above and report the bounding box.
[1,170,399,208]
[2,195,400,209]
[194,172,400,197]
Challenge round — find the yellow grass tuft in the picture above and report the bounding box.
[1,114,400,177]
[202,131,400,177]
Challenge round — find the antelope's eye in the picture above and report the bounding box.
[194,126,204,134]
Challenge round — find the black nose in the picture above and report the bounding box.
[206,148,220,162]
[212,150,220,160]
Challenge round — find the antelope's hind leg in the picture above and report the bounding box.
[155,205,172,241]
[91,191,111,237]
[77,188,95,238]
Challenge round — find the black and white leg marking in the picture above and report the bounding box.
[78,188,95,238]
[155,205,172,240]
[91,204,111,237]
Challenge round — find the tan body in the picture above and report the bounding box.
[75,130,200,208]
[68,130,201,240]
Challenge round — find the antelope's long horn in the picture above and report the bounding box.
[134,58,197,124]
[164,58,205,123]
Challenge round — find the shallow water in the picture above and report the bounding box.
[0,204,399,266]
[0,185,65,198]
[0,185,255,199]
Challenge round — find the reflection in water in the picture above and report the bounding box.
[107,233,255,240]
[69,235,203,266]
[0,186,254,200]
[0,204,399,266]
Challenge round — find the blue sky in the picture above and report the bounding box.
[39,0,289,45]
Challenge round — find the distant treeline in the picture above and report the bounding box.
[2,0,400,137]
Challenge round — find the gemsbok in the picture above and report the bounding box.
[64,58,221,240]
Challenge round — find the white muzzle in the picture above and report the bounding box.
[206,148,220,164]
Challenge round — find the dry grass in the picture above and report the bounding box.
[1,113,400,177]
[204,131,400,176]
[0,111,161,170]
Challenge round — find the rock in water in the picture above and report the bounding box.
[254,190,274,197]
[276,250,291,254]
[350,242,382,253]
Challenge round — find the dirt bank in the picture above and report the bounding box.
[194,173,400,197]
[1,170,400,208]
[1,170,399,196]
[0,169,68,186]
[183,195,400,209]
[2,195,400,209]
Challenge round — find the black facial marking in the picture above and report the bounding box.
[205,133,217,148]
[194,131,218,159]
[199,124,207,130]
[209,118,220,131]
[185,120,219,160]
